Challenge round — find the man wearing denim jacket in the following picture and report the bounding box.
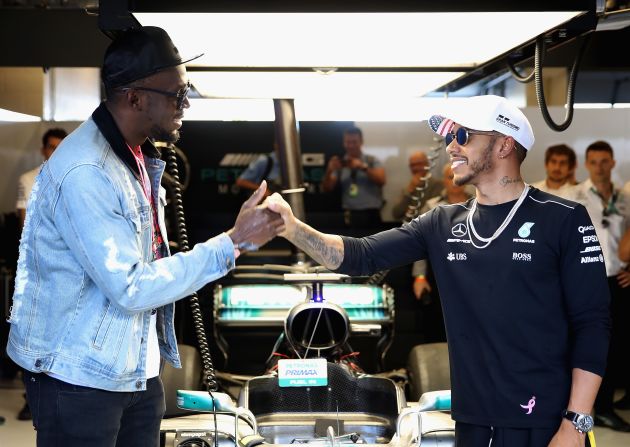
[6,27,282,446]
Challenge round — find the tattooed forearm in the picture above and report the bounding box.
[292,221,344,270]
[499,176,522,187]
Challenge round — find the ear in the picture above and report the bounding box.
[125,89,142,110]
[497,136,515,159]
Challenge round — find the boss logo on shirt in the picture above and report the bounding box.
[512,252,532,262]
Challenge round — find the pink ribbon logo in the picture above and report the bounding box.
[520,396,536,414]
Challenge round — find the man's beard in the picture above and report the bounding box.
[453,138,496,186]
[150,125,180,144]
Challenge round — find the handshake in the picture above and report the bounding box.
[226,180,296,256]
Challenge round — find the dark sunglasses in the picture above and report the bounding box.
[121,82,191,110]
[445,126,499,146]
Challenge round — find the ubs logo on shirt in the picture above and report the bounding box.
[447,252,467,261]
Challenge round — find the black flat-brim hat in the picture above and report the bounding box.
[102,26,202,89]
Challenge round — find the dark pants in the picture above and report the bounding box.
[23,371,165,447]
[455,421,588,447]
[595,276,630,413]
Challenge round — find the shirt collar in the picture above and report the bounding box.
[91,102,160,179]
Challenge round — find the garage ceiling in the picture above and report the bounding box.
[0,1,628,102]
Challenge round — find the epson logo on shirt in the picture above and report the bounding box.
[583,235,599,244]
[512,252,532,262]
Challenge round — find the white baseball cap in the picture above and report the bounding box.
[427,95,535,150]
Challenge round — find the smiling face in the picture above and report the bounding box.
[139,65,190,143]
[443,165,466,195]
[446,124,500,187]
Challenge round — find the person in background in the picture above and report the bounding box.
[568,140,630,431]
[16,128,68,228]
[391,150,442,221]
[6,26,282,447]
[236,142,282,196]
[267,95,609,446]
[322,126,386,227]
[531,143,576,197]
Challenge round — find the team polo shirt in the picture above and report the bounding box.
[338,187,610,428]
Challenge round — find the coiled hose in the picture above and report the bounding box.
[367,144,442,286]
[161,142,219,392]
[534,33,591,132]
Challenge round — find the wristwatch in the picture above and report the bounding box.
[563,410,594,433]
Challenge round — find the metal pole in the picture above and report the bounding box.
[273,99,306,263]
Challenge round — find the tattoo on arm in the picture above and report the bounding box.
[499,176,522,187]
[292,222,343,270]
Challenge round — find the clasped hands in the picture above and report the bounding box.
[227,181,296,255]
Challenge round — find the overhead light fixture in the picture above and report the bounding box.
[0,108,41,122]
[183,96,478,122]
[187,71,465,99]
[572,103,614,109]
[135,12,584,69]
[185,98,275,121]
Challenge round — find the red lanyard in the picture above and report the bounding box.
[127,144,164,259]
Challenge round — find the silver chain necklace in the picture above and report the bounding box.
[467,184,530,249]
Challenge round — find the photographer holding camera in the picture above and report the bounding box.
[322,126,386,227]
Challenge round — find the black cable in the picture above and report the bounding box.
[507,58,535,84]
[534,33,591,132]
[162,143,219,392]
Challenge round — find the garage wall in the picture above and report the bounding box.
[1,107,630,219]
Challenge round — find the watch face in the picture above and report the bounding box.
[576,415,594,432]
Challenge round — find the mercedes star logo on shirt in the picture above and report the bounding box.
[452,223,468,238]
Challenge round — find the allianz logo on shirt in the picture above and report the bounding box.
[513,222,535,244]
[581,254,604,264]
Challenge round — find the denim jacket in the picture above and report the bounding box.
[7,103,236,392]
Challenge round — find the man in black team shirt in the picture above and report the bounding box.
[266,95,610,447]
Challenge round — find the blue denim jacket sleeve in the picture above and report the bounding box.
[55,164,235,313]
